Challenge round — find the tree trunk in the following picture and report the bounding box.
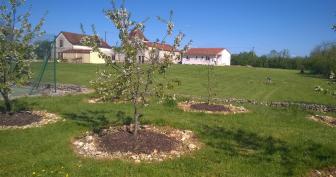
[207,62,211,105]
[1,91,12,113]
[133,98,140,136]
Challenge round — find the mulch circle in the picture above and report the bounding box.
[308,115,336,127]
[0,111,63,130]
[190,103,231,112]
[178,101,249,115]
[308,167,336,177]
[73,125,201,163]
[100,130,179,154]
[0,112,42,126]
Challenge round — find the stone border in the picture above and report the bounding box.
[307,167,336,177]
[308,115,336,127]
[177,94,336,113]
[0,111,64,130]
[177,101,249,115]
[72,125,201,163]
[86,97,128,104]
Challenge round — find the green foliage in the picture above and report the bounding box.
[0,0,45,112]
[308,42,336,77]
[231,50,307,70]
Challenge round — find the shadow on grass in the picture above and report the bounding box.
[63,110,133,133]
[201,125,336,176]
[0,99,38,113]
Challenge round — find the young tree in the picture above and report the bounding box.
[82,1,191,136]
[0,0,46,113]
[206,59,215,104]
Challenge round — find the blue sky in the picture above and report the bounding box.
[20,0,336,56]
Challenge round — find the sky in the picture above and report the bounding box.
[14,0,336,56]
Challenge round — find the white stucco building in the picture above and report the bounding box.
[55,31,114,64]
[182,48,231,66]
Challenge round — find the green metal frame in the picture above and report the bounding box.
[29,37,57,95]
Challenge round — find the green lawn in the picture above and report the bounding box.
[1,63,336,177]
[32,63,336,105]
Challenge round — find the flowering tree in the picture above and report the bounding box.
[0,0,45,113]
[82,1,191,136]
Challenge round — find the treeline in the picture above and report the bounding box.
[232,49,307,70]
[232,42,336,78]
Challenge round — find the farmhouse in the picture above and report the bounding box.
[128,29,181,64]
[182,48,231,66]
[55,32,114,64]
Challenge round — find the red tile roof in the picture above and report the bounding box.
[62,49,91,54]
[186,48,225,56]
[145,42,177,52]
[59,31,112,49]
[129,29,149,41]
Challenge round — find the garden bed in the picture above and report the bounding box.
[0,111,63,130]
[178,101,248,115]
[73,125,201,163]
[308,167,336,177]
[308,115,336,127]
[36,84,93,96]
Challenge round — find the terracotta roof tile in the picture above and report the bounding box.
[186,48,225,56]
[60,31,112,49]
[145,42,177,52]
[62,49,91,54]
[129,29,149,41]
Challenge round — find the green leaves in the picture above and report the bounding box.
[0,0,45,112]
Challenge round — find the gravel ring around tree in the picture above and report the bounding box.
[308,115,336,127]
[72,125,202,163]
[0,111,64,130]
[307,167,336,177]
[177,101,249,115]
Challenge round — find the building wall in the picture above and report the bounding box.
[135,48,181,64]
[63,53,90,63]
[54,33,114,64]
[55,33,73,58]
[182,49,231,66]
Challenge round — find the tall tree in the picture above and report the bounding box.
[82,1,191,136]
[0,0,46,113]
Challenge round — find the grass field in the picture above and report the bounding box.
[1,63,336,177]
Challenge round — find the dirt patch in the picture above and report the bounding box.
[190,103,231,112]
[99,129,178,154]
[39,84,93,96]
[178,101,248,115]
[73,125,201,163]
[87,97,128,104]
[0,111,63,130]
[308,167,336,177]
[0,112,42,126]
[308,115,336,127]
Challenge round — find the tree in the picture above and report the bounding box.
[0,0,46,113]
[206,58,215,104]
[82,1,191,136]
[34,40,52,59]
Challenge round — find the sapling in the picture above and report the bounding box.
[81,0,191,136]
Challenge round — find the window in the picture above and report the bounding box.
[206,56,210,60]
[196,56,198,59]
[141,56,145,63]
[59,39,64,47]
[186,56,189,59]
[112,55,116,61]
